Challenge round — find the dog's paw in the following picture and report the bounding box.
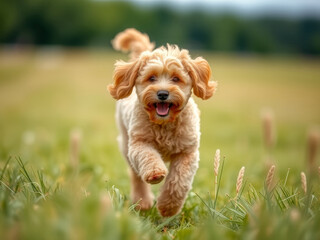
[146,172,165,184]
[143,169,167,184]
[157,187,186,217]
[157,201,182,217]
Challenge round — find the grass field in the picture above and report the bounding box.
[0,48,320,239]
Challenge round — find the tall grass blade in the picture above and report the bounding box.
[213,158,225,211]
[0,156,11,180]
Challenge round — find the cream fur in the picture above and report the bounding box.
[108,28,217,217]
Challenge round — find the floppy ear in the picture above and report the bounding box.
[185,57,217,100]
[108,59,141,99]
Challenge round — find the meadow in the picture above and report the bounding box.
[0,48,320,239]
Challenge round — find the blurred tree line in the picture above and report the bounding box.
[1,0,320,55]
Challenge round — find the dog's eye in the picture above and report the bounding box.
[148,76,156,82]
[172,77,180,82]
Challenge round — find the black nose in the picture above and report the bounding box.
[157,90,169,101]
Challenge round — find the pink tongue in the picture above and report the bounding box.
[156,103,169,116]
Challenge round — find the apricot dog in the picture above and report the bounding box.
[108,28,216,217]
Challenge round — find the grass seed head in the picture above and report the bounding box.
[100,193,112,215]
[214,149,220,177]
[300,172,307,194]
[261,109,275,150]
[266,165,276,191]
[70,129,82,169]
[290,209,301,222]
[307,129,319,173]
[22,131,35,145]
[236,166,245,197]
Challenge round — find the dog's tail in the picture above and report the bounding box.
[112,28,155,60]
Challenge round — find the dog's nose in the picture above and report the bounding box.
[157,90,169,101]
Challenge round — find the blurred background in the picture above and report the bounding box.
[0,0,320,192]
[0,1,320,238]
[1,0,320,54]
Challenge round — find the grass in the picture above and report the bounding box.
[0,48,320,239]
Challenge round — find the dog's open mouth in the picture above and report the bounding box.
[154,102,173,117]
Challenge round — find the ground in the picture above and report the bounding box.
[0,48,320,239]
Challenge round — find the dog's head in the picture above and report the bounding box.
[108,45,217,124]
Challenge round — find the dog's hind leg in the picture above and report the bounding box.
[130,168,154,210]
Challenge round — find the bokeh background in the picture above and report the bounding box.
[1,0,320,54]
[0,1,320,238]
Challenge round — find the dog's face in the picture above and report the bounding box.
[108,45,216,124]
[134,49,193,124]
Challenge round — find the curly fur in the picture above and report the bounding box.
[108,28,217,217]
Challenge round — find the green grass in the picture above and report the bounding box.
[0,48,320,239]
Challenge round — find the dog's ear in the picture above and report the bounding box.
[108,59,141,99]
[184,57,217,100]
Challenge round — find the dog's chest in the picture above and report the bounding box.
[150,123,197,158]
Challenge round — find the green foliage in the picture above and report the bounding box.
[2,156,319,239]
[0,1,320,54]
[195,165,320,240]
[0,157,160,240]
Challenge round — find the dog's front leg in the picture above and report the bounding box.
[157,151,199,217]
[128,140,168,184]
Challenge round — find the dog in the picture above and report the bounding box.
[108,28,217,217]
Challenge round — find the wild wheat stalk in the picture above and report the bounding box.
[236,166,245,198]
[100,193,111,214]
[307,129,319,173]
[70,129,81,169]
[214,149,220,184]
[261,109,275,150]
[318,166,320,178]
[301,172,307,194]
[266,165,275,191]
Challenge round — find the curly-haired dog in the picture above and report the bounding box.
[108,28,217,217]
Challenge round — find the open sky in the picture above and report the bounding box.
[130,0,320,18]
